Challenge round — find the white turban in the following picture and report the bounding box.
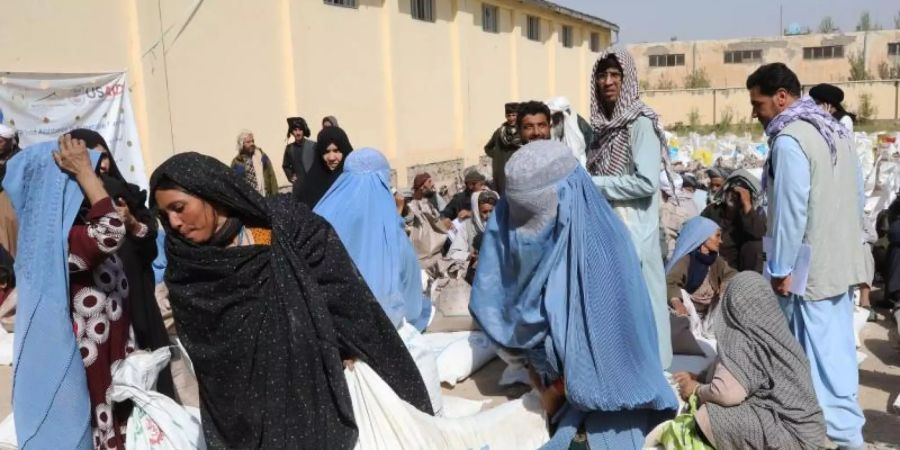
[545,96,587,167]
[659,171,683,197]
[0,124,15,139]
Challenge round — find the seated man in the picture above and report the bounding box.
[471,140,677,449]
[701,169,766,273]
[440,168,487,229]
[447,190,498,264]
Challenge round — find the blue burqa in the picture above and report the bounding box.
[3,142,101,449]
[665,216,720,274]
[470,140,677,449]
[314,148,431,330]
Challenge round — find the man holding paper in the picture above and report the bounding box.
[747,63,866,450]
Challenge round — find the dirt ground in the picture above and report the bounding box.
[0,311,896,449]
[857,306,900,449]
[445,308,900,450]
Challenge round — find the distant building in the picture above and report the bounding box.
[627,29,900,90]
[0,0,617,186]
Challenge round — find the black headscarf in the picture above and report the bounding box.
[149,152,432,449]
[67,128,176,399]
[294,126,353,207]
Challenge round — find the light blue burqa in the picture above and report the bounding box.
[3,142,101,449]
[665,216,720,274]
[470,141,677,449]
[314,148,431,330]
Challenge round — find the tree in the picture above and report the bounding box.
[895,10,900,29]
[656,74,676,90]
[818,16,838,33]
[878,61,900,79]
[684,68,711,89]
[856,11,881,31]
[848,51,871,81]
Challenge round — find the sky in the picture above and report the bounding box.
[555,0,900,43]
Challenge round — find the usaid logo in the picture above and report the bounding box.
[68,83,125,105]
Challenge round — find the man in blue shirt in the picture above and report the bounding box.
[747,63,865,449]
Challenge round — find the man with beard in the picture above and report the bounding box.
[700,169,766,273]
[748,62,865,449]
[516,100,552,145]
[282,116,316,186]
[546,96,593,167]
[483,103,520,194]
[0,124,21,169]
[440,168,487,228]
[407,173,449,267]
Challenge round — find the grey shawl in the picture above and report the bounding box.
[708,272,825,449]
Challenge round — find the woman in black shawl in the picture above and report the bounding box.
[67,129,176,399]
[150,152,432,449]
[294,126,352,207]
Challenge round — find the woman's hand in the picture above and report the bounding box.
[673,371,700,402]
[115,198,143,236]
[52,134,93,178]
[342,358,356,370]
[670,298,689,316]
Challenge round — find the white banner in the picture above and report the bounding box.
[0,72,148,189]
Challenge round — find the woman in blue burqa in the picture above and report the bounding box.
[470,140,677,449]
[314,148,431,330]
[313,148,443,414]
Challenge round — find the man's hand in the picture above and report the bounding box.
[457,209,472,220]
[771,275,793,297]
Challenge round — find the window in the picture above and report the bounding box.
[889,43,900,56]
[324,0,356,7]
[590,32,600,52]
[410,0,434,22]
[561,25,573,48]
[724,49,762,64]
[648,54,685,67]
[526,15,540,41]
[802,45,844,60]
[482,4,499,33]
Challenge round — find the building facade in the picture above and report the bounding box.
[0,0,616,186]
[628,29,900,90]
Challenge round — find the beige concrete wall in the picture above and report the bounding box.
[642,81,900,126]
[0,0,613,187]
[630,30,900,90]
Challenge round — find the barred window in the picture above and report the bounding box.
[482,4,499,33]
[527,15,541,41]
[411,0,435,22]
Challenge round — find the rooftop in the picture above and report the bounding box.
[525,0,620,32]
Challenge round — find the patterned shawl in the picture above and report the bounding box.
[765,96,850,166]
[588,47,670,177]
[708,272,825,449]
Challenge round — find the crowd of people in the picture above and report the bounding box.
[0,45,893,450]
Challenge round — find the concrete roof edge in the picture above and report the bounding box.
[521,0,620,32]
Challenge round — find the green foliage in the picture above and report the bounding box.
[856,11,881,31]
[848,52,872,81]
[688,108,701,129]
[684,68,711,89]
[818,16,838,33]
[877,61,900,80]
[857,93,877,122]
[656,74,676,90]
[716,107,734,132]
